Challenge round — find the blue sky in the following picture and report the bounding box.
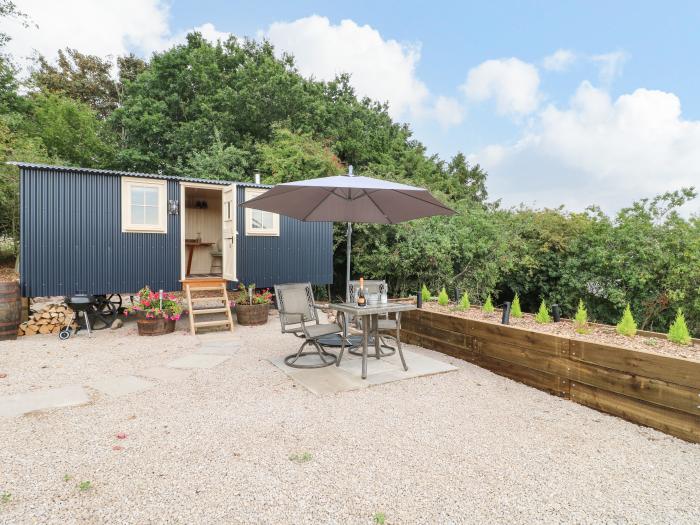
[7,1,700,213]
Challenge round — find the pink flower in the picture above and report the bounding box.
[142,300,151,307]
[171,314,180,321]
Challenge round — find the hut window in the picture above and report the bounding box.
[244,188,279,236]
[121,177,167,233]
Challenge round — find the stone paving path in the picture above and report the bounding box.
[0,333,240,418]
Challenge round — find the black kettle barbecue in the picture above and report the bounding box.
[58,294,121,340]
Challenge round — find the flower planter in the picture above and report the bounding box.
[235,303,269,326]
[137,317,176,336]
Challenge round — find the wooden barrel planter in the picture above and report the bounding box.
[235,303,269,326]
[136,317,176,336]
[0,281,21,341]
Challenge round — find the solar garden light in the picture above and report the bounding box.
[159,289,163,309]
[455,286,462,302]
[552,304,561,322]
[501,301,511,325]
[248,285,254,305]
[417,286,423,309]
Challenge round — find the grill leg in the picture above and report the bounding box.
[82,311,92,338]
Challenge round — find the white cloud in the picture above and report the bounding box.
[542,49,576,71]
[428,96,466,128]
[155,22,231,52]
[591,51,627,85]
[471,81,700,213]
[4,0,171,62]
[264,15,460,125]
[460,58,541,116]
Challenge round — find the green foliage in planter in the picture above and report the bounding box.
[574,299,588,333]
[421,284,431,303]
[511,293,522,318]
[457,291,470,311]
[535,300,551,324]
[437,287,449,306]
[482,294,494,313]
[667,309,691,345]
[616,304,637,337]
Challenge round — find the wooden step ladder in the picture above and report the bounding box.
[182,279,235,335]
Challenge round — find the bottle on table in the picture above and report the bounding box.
[357,276,366,307]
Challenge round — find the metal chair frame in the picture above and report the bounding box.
[274,282,346,369]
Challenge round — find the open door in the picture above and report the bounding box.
[222,184,236,281]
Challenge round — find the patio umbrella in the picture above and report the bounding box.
[241,166,455,301]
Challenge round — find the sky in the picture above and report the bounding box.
[5,1,700,214]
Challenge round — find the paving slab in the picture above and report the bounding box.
[137,366,193,382]
[89,375,154,397]
[268,348,457,394]
[198,342,241,356]
[0,385,90,417]
[166,353,231,369]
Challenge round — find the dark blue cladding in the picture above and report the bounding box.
[17,164,333,297]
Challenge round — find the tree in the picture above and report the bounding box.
[458,291,470,310]
[178,128,252,180]
[30,49,119,119]
[511,293,522,318]
[26,93,115,166]
[482,295,494,313]
[437,287,449,306]
[667,309,691,345]
[258,127,343,184]
[616,304,637,337]
[535,300,551,324]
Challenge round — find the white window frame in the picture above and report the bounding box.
[121,177,168,234]
[244,188,279,236]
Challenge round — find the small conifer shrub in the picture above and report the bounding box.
[574,299,588,333]
[421,284,431,303]
[482,294,494,313]
[437,287,449,306]
[616,304,637,337]
[667,309,691,345]
[511,293,523,318]
[458,291,470,311]
[534,300,551,324]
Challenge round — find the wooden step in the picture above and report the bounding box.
[189,296,227,303]
[193,319,232,328]
[185,286,226,292]
[191,307,229,315]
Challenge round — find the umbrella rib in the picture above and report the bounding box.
[393,190,456,213]
[301,188,335,221]
[363,189,394,224]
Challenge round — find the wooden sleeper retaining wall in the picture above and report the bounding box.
[400,309,700,443]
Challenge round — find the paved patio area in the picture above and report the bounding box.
[0,311,698,524]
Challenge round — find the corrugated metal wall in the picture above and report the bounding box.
[236,186,333,288]
[18,166,333,297]
[20,167,181,296]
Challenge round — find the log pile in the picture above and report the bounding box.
[17,303,77,336]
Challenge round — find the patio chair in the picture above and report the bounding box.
[274,282,345,368]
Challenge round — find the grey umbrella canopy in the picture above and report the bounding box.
[241,167,455,300]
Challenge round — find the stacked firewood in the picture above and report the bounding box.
[17,303,77,336]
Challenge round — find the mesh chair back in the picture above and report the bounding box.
[274,283,317,331]
[348,280,386,302]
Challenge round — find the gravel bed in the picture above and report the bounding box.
[424,303,699,362]
[0,314,698,524]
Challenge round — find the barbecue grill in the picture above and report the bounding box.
[59,293,121,340]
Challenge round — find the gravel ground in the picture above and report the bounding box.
[424,303,699,362]
[1,313,699,524]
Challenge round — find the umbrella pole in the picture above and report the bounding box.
[345,222,352,302]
